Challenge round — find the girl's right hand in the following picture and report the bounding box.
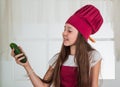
[10,46,29,67]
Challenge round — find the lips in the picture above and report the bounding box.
[63,38,69,42]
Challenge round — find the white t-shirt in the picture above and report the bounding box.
[48,50,102,68]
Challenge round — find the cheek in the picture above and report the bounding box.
[70,34,78,43]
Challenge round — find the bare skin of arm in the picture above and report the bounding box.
[90,60,102,87]
[11,47,54,87]
[24,64,54,87]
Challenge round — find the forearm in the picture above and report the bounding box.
[90,78,98,87]
[10,47,50,87]
[91,83,98,87]
[24,63,49,87]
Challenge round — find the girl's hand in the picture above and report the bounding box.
[10,46,29,67]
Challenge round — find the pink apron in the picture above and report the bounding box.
[60,65,78,87]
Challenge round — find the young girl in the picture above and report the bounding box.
[11,4,103,87]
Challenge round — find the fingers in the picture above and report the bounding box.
[18,46,25,53]
[10,46,26,57]
[14,53,26,63]
[10,46,28,66]
[16,56,26,64]
[11,49,15,57]
[14,53,24,59]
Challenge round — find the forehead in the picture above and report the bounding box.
[65,23,77,30]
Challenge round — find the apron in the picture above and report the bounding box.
[60,65,78,87]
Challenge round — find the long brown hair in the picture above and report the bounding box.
[52,33,94,87]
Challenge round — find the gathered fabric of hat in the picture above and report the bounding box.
[66,4,103,42]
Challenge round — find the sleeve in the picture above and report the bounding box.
[90,50,102,67]
[48,53,59,68]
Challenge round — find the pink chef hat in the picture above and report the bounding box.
[66,4,103,41]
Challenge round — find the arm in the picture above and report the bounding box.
[11,47,54,87]
[90,60,102,87]
[24,64,54,87]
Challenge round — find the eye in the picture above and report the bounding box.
[64,26,72,33]
[68,28,72,32]
[68,30,72,33]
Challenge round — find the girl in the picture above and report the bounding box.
[11,4,103,87]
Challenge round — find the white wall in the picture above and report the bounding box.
[101,0,120,87]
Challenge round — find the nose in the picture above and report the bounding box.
[63,31,67,36]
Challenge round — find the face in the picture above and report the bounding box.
[62,23,78,47]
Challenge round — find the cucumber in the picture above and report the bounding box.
[10,43,27,63]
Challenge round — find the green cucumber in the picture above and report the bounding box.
[10,43,27,63]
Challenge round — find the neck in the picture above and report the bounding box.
[70,45,76,55]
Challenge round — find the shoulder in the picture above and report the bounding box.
[48,53,59,68]
[89,50,102,67]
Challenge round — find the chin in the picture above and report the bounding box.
[63,43,70,46]
[63,43,72,47]
[63,42,76,47]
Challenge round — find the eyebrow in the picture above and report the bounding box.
[64,26,72,29]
